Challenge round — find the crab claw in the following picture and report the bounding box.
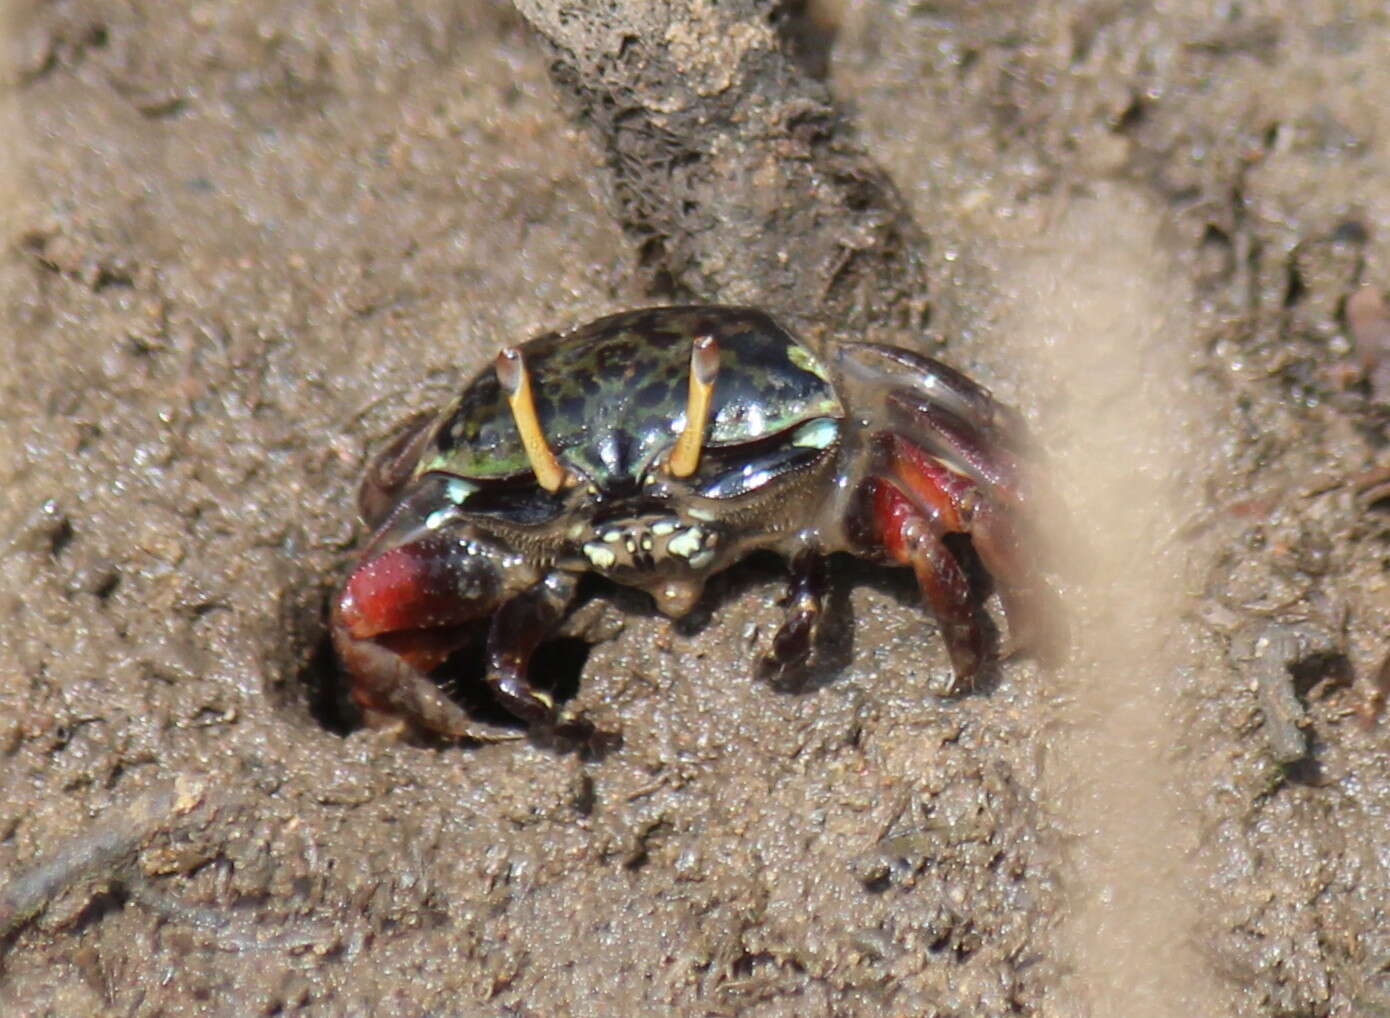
[331,476,579,740]
[336,531,500,644]
[333,527,513,740]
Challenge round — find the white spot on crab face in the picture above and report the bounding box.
[687,548,716,570]
[650,518,678,536]
[791,417,839,450]
[603,529,622,543]
[667,527,705,560]
[424,508,455,530]
[445,479,476,504]
[687,507,716,522]
[583,542,618,569]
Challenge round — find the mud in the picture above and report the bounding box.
[1,2,1387,1017]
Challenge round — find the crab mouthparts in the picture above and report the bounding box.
[578,512,721,578]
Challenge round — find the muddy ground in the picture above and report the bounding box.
[1,1,1387,1016]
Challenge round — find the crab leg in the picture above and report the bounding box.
[880,433,1054,661]
[885,390,1026,501]
[356,412,438,528]
[833,341,1026,448]
[759,549,828,680]
[856,476,985,682]
[485,572,579,726]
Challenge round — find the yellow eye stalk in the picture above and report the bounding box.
[666,334,720,478]
[495,346,569,492]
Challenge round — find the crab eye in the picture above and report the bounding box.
[692,417,840,500]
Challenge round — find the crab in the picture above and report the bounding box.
[332,306,1053,741]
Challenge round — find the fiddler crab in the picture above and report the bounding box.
[332,306,1053,742]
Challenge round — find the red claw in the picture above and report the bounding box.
[332,529,520,738]
[337,532,497,640]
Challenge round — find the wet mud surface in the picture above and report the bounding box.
[1,2,1387,1016]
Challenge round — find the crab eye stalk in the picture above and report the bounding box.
[666,334,720,478]
[495,346,569,492]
